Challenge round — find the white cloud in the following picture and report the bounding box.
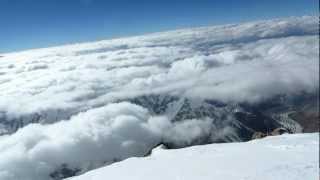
[0,102,230,180]
[0,17,318,119]
[0,16,318,180]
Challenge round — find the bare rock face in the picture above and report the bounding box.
[49,164,80,180]
[131,93,318,145]
[289,110,319,133]
[270,127,290,136]
[251,132,267,139]
[252,127,292,140]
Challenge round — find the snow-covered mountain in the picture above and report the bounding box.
[67,133,319,180]
[0,16,318,180]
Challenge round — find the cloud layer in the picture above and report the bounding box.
[0,102,232,180]
[0,16,318,180]
[0,16,318,123]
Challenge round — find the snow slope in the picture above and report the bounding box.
[68,133,319,180]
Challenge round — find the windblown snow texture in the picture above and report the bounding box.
[0,16,318,180]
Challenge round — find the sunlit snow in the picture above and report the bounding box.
[68,133,319,180]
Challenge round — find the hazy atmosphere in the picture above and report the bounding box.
[0,0,318,53]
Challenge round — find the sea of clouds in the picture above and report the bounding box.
[0,16,318,179]
[0,102,231,180]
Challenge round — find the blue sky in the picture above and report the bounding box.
[0,0,318,53]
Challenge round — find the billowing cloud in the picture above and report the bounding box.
[0,102,233,180]
[0,16,318,180]
[0,16,318,122]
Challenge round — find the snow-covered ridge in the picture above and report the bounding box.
[0,16,318,180]
[67,133,319,180]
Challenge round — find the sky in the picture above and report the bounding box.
[0,0,318,53]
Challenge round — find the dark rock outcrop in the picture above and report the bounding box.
[49,164,80,180]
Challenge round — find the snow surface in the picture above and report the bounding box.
[68,133,319,180]
[0,16,318,180]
